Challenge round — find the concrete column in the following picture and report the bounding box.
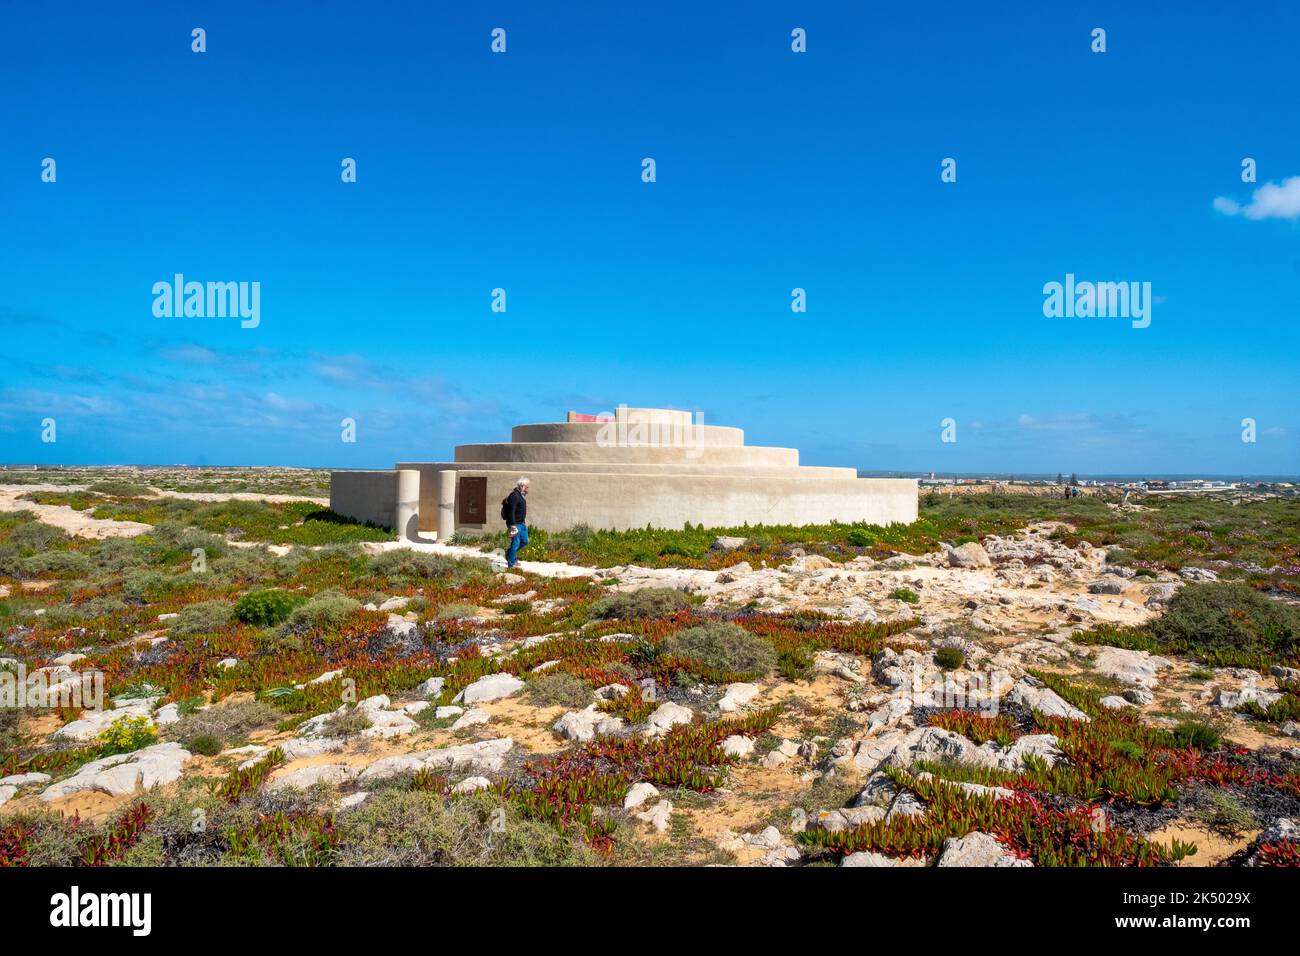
[395,469,420,542]
[437,470,456,542]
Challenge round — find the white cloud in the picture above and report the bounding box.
[263,392,316,413]
[159,344,219,364]
[1017,413,1095,433]
[1214,175,1300,221]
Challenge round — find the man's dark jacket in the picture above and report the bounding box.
[504,487,527,526]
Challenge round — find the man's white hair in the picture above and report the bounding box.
[517,477,530,487]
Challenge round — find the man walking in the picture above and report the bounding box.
[503,477,530,568]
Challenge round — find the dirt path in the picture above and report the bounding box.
[0,483,328,541]
[0,486,153,539]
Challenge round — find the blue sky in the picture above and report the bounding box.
[2,1,1297,475]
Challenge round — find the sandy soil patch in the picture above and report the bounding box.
[0,487,152,539]
[1147,820,1257,867]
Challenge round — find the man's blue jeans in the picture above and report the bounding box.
[505,524,529,567]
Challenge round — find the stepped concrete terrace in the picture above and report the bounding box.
[330,407,918,540]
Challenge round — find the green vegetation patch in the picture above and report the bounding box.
[661,622,778,679]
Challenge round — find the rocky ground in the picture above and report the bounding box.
[2,484,1298,868]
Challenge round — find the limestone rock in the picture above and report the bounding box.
[852,771,901,808]
[717,682,760,713]
[720,734,755,758]
[1091,646,1171,690]
[1005,677,1090,721]
[451,775,491,794]
[885,791,926,820]
[1088,580,1125,595]
[936,831,1031,867]
[1245,818,1299,866]
[0,772,52,788]
[40,743,191,801]
[947,542,992,569]
[624,782,660,810]
[451,708,490,730]
[645,702,694,736]
[915,772,1014,801]
[1214,686,1283,710]
[553,705,625,742]
[808,805,885,834]
[712,536,748,551]
[717,826,802,866]
[52,704,154,743]
[760,738,801,768]
[716,563,752,583]
[635,800,674,833]
[841,851,903,867]
[417,676,446,699]
[459,673,525,705]
[278,737,346,761]
[1142,582,1180,605]
[266,763,358,793]
[357,737,514,782]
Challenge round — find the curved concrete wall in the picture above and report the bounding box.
[400,461,857,479]
[454,442,799,467]
[424,470,916,534]
[332,408,918,540]
[510,422,745,447]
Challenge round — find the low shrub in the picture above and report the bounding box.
[661,622,777,678]
[97,714,158,755]
[321,707,374,738]
[21,551,92,577]
[1195,790,1259,836]
[234,589,307,627]
[1149,583,1300,667]
[434,602,478,621]
[888,587,920,604]
[168,599,235,638]
[525,673,593,709]
[121,570,188,604]
[283,591,361,633]
[1167,720,1222,752]
[368,549,493,587]
[165,699,279,745]
[87,480,152,498]
[778,646,815,682]
[334,790,592,866]
[589,587,691,621]
[185,733,223,757]
[934,647,964,671]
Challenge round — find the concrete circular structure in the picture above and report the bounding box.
[330,406,918,538]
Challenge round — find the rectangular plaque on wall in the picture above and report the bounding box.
[457,476,487,524]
